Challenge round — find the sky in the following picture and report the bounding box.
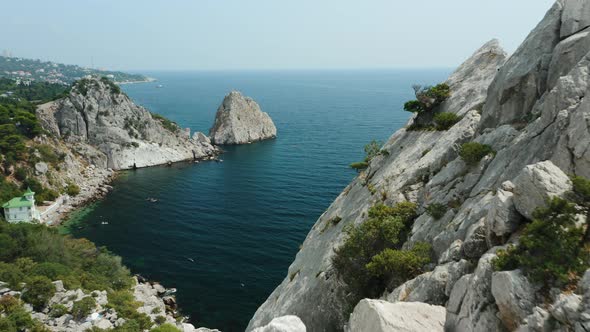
[2,0,555,71]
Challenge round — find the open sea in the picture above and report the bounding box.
[67,69,450,331]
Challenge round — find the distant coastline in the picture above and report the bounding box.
[117,76,157,85]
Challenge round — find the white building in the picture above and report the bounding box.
[2,188,41,223]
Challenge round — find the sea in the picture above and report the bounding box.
[66,69,451,331]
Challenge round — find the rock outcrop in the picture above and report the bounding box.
[209,91,277,145]
[248,1,590,331]
[37,78,217,170]
[347,300,446,332]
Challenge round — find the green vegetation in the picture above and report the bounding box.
[459,142,495,166]
[21,276,55,310]
[150,323,181,332]
[66,183,80,196]
[106,290,153,330]
[0,77,68,102]
[151,113,179,133]
[425,203,448,220]
[100,76,122,95]
[0,294,49,332]
[0,221,133,293]
[49,304,68,318]
[433,112,461,130]
[332,202,431,302]
[350,140,387,172]
[71,297,96,320]
[403,84,450,114]
[493,197,589,289]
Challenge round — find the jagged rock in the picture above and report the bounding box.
[462,219,489,259]
[513,161,573,220]
[491,270,535,330]
[247,37,504,331]
[192,132,211,145]
[438,240,463,264]
[94,318,113,330]
[209,91,277,145]
[549,293,581,326]
[445,253,505,332]
[561,0,590,38]
[548,27,590,89]
[347,299,445,332]
[251,316,306,332]
[485,189,522,241]
[52,280,65,293]
[517,307,552,332]
[386,260,471,305]
[36,78,217,170]
[35,162,49,175]
[479,1,562,130]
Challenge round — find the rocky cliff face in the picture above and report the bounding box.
[248,1,590,331]
[209,91,277,145]
[37,78,217,170]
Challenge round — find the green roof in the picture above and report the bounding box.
[24,187,34,196]
[2,196,33,209]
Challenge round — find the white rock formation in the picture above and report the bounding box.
[252,315,306,332]
[248,1,590,331]
[209,91,277,145]
[347,300,445,332]
[36,78,217,170]
[512,160,573,220]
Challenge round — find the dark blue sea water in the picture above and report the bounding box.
[68,69,450,331]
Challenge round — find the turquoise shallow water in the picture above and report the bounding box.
[69,69,450,331]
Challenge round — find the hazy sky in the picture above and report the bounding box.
[2,0,555,71]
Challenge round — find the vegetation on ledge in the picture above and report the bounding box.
[459,142,495,166]
[350,140,388,172]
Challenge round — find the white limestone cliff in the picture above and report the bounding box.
[248,1,590,331]
[37,78,218,170]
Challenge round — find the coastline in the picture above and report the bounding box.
[116,77,157,85]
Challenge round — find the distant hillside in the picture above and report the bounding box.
[0,56,151,85]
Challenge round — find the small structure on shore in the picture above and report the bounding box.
[2,188,41,223]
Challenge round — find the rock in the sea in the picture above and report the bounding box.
[347,299,445,332]
[251,315,306,332]
[512,161,572,220]
[209,91,277,145]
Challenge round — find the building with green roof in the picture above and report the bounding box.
[2,188,41,223]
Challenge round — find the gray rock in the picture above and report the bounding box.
[52,280,65,293]
[94,318,113,330]
[513,161,573,220]
[209,91,277,145]
[192,132,211,145]
[35,162,49,175]
[347,299,445,332]
[561,0,590,38]
[438,240,463,264]
[36,78,218,170]
[548,27,590,89]
[517,307,552,332]
[491,270,535,330]
[251,316,306,332]
[549,293,582,325]
[485,189,522,241]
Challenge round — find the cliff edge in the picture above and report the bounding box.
[248,0,590,331]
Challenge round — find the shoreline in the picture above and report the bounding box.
[116,77,157,85]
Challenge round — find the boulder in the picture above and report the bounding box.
[35,162,49,175]
[53,280,65,293]
[192,132,211,145]
[549,293,581,325]
[251,316,306,332]
[512,161,572,220]
[485,189,522,240]
[347,299,445,332]
[491,270,535,330]
[209,91,277,145]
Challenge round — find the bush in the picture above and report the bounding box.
[22,276,55,310]
[403,83,451,114]
[332,202,419,300]
[366,242,432,288]
[151,113,179,133]
[150,323,181,332]
[493,197,589,288]
[49,304,68,318]
[350,140,385,172]
[14,168,28,182]
[425,203,448,220]
[433,112,461,130]
[71,297,96,320]
[66,183,80,196]
[459,142,494,166]
[349,162,368,172]
[154,315,167,325]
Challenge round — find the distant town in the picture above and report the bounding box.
[0,50,151,86]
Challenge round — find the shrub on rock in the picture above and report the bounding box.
[22,276,55,310]
[459,142,494,166]
[433,112,461,130]
[71,297,96,320]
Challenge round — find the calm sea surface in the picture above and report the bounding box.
[68,69,450,331]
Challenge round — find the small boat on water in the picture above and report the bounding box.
[156,84,163,88]
[186,257,195,263]
[146,198,158,203]
[101,221,109,225]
